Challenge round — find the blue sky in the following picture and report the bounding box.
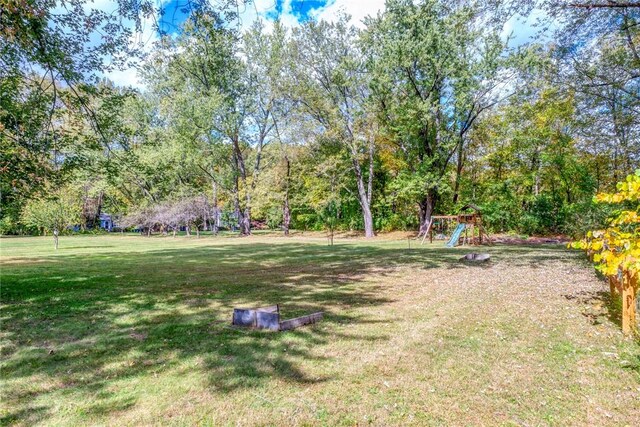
[157,0,339,34]
[264,0,328,21]
[157,0,192,34]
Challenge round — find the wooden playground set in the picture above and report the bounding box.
[418,204,492,247]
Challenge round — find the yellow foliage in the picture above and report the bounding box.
[572,170,640,279]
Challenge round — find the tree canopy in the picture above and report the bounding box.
[2,0,639,238]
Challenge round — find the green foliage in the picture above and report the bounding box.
[362,0,510,227]
[0,215,19,236]
[21,190,82,248]
[3,0,639,239]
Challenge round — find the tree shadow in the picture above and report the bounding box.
[0,240,580,422]
[1,241,460,422]
[563,289,622,327]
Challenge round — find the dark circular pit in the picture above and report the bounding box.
[460,253,491,262]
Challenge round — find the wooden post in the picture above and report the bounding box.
[621,271,637,335]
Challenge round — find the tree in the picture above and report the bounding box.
[1,0,153,227]
[1,1,241,235]
[242,20,291,234]
[143,15,286,236]
[364,0,510,233]
[290,17,377,237]
[21,191,81,249]
[514,0,640,188]
[571,169,640,334]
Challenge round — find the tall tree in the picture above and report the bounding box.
[290,17,377,237]
[144,15,287,235]
[364,0,510,232]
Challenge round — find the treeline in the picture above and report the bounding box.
[2,1,638,237]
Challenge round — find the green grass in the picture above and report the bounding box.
[1,234,639,425]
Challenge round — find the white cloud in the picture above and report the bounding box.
[310,0,386,28]
[237,0,300,32]
[502,8,554,48]
[104,66,145,89]
[93,0,390,87]
[236,0,387,32]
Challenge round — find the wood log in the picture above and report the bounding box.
[609,275,620,295]
[279,312,324,331]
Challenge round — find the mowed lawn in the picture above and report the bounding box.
[1,234,639,426]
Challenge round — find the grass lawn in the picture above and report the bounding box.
[1,233,639,426]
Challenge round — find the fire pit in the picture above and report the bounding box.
[460,253,491,262]
[232,305,323,331]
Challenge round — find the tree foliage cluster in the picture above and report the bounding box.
[2,0,639,239]
[572,170,640,277]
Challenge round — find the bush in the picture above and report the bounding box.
[0,216,17,235]
[377,213,413,232]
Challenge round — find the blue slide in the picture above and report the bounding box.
[446,223,466,247]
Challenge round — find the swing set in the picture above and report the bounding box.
[419,204,491,246]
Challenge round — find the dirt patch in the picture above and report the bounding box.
[491,233,571,245]
[129,332,148,341]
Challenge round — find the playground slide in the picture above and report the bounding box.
[446,223,466,247]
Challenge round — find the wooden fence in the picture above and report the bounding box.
[587,250,638,335]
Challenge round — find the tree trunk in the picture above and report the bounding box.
[232,136,251,236]
[360,197,375,238]
[418,190,439,234]
[283,197,291,236]
[351,156,375,238]
[242,198,251,236]
[283,156,291,236]
[452,138,464,204]
[211,179,219,236]
[231,159,246,235]
[328,223,334,246]
[234,192,243,234]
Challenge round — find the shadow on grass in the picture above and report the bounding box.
[0,241,573,423]
[563,290,622,328]
[622,353,640,375]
